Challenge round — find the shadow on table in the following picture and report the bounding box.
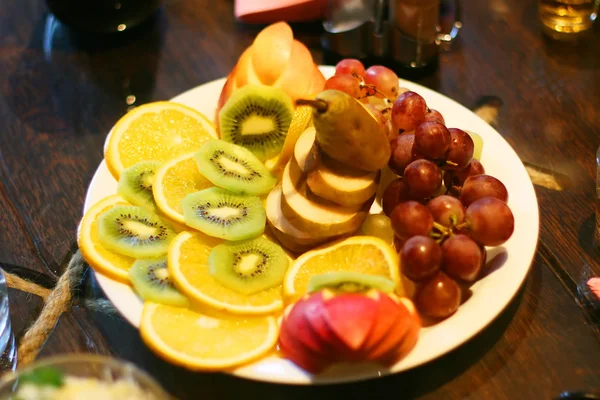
[0,10,165,136]
[81,256,541,400]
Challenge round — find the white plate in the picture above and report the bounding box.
[83,66,539,384]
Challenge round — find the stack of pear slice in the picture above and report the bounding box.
[266,127,379,253]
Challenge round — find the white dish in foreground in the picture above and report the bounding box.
[83,66,539,384]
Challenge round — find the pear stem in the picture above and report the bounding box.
[296,99,328,113]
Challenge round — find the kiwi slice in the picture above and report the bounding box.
[308,272,396,294]
[208,236,289,295]
[181,187,266,241]
[219,84,294,162]
[195,139,276,196]
[97,205,176,258]
[117,160,161,210]
[128,257,189,307]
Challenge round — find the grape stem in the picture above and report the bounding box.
[454,222,469,231]
[432,221,449,234]
[359,83,394,104]
[446,160,458,167]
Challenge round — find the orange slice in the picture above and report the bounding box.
[140,302,278,370]
[168,231,285,315]
[264,104,313,177]
[77,195,136,284]
[105,102,216,180]
[283,236,402,301]
[152,152,212,224]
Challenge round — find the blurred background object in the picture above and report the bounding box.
[0,355,171,399]
[321,0,461,71]
[538,0,599,39]
[46,0,163,33]
[235,0,328,23]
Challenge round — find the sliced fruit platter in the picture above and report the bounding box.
[79,22,538,383]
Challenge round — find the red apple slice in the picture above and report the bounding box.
[365,299,412,361]
[302,291,352,359]
[380,298,422,366]
[322,293,378,353]
[359,293,405,359]
[283,295,332,356]
[278,324,329,374]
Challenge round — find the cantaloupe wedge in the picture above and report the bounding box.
[216,22,325,126]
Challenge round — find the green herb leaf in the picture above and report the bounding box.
[19,367,64,388]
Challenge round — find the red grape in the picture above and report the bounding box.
[423,109,445,125]
[391,91,427,133]
[441,234,483,282]
[335,58,365,78]
[363,66,400,100]
[401,236,442,281]
[444,159,485,190]
[388,133,415,175]
[381,178,413,216]
[415,271,461,319]
[403,159,442,199]
[414,122,451,160]
[427,195,465,227]
[390,201,433,241]
[459,174,509,207]
[465,197,514,246]
[445,128,474,170]
[324,75,361,98]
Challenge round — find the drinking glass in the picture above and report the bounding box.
[0,354,171,399]
[539,0,600,38]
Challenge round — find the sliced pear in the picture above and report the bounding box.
[307,157,379,208]
[293,127,320,174]
[266,186,332,253]
[280,162,369,237]
[295,127,378,207]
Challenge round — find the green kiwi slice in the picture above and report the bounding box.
[181,187,266,241]
[307,272,396,294]
[128,257,189,307]
[97,205,176,258]
[219,84,294,162]
[195,139,276,196]
[117,160,161,210]
[208,236,289,295]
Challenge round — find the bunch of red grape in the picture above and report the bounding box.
[330,58,516,321]
[382,92,514,320]
[327,59,401,103]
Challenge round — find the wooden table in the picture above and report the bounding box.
[1,0,599,398]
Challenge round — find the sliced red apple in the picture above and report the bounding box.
[280,162,368,236]
[322,293,378,355]
[363,296,412,361]
[380,298,422,366]
[279,319,329,373]
[301,291,352,360]
[359,293,406,359]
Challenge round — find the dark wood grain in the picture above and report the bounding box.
[1,0,599,398]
